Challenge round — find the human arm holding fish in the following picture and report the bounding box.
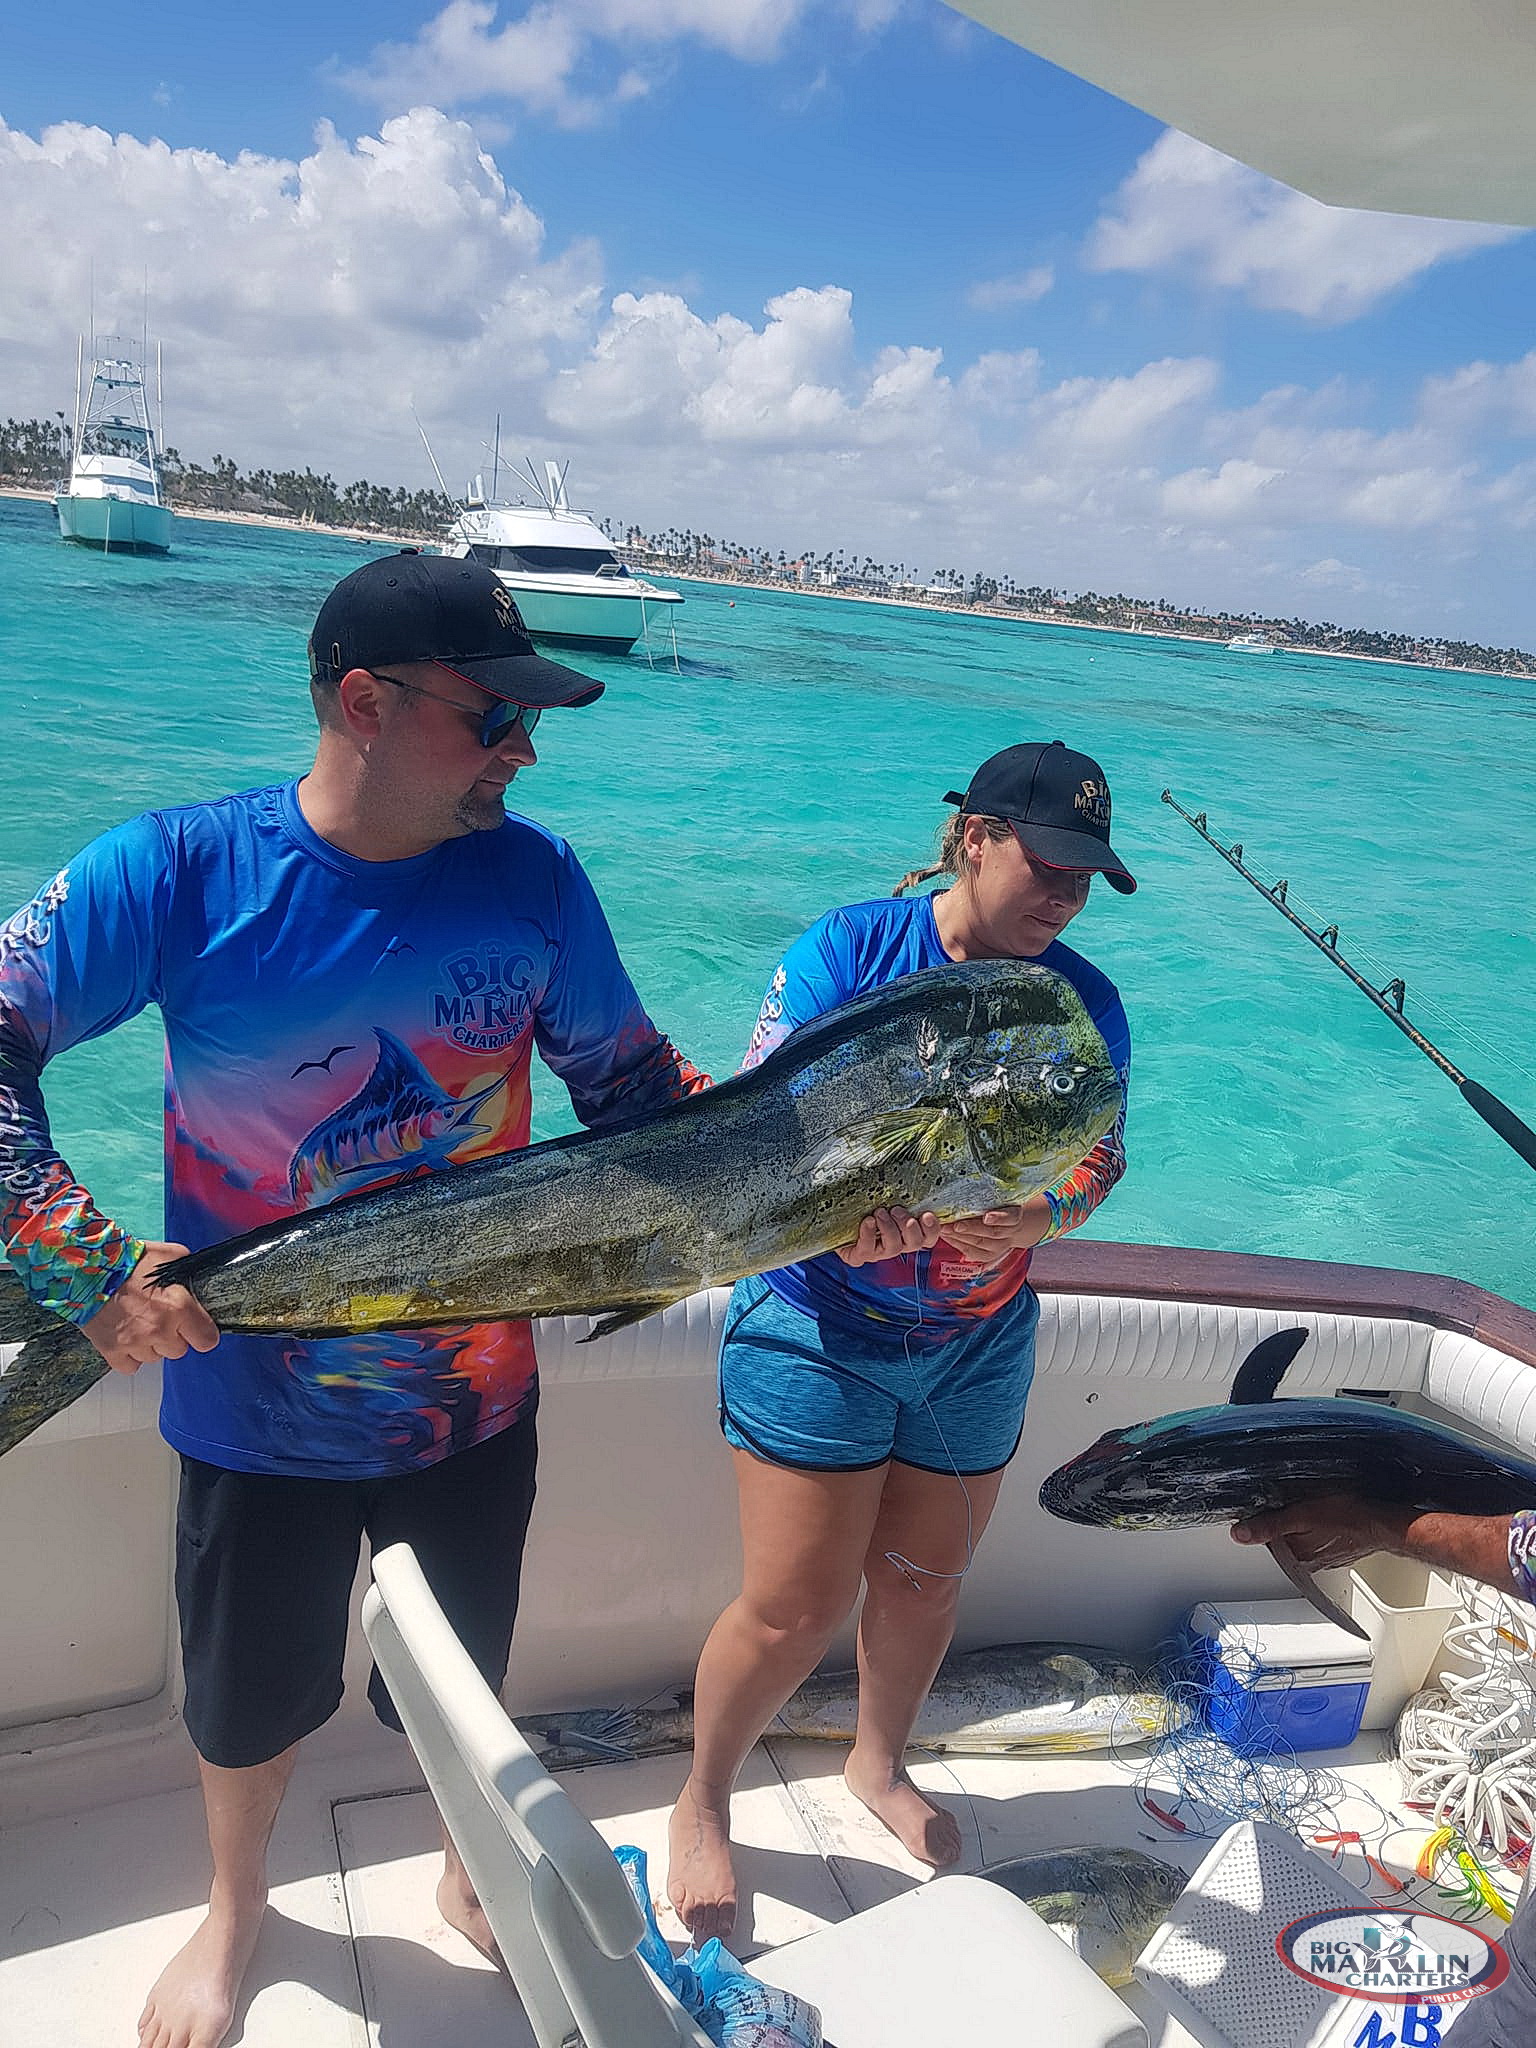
[532,844,710,1125]
[741,901,1129,1280]
[1232,1495,1534,1601]
[0,823,219,1372]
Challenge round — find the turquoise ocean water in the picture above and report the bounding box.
[3,494,1533,1309]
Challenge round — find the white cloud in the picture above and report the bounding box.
[0,110,601,477]
[1417,352,1536,438]
[342,0,891,123]
[1343,465,1472,529]
[344,4,593,125]
[1301,558,1367,591]
[1035,356,1219,458]
[1087,131,1518,323]
[956,349,1041,413]
[3,110,1535,641]
[966,265,1054,311]
[1161,458,1283,521]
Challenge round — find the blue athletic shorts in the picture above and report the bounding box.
[717,1275,1039,1475]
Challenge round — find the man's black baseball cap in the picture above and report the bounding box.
[308,550,605,709]
[944,741,1136,893]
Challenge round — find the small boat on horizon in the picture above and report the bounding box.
[1227,631,1279,653]
[438,449,682,655]
[55,341,173,557]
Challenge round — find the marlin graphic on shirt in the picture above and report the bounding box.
[288,1027,513,1204]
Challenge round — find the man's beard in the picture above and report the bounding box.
[453,784,507,834]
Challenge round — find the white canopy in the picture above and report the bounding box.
[948,0,1536,227]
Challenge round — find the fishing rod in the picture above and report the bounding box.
[1162,788,1536,1173]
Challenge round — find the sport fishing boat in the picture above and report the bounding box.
[54,342,173,556]
[439,456,683,653]
[4,1249,1535,2046]
[1227,632,1278,653]
[6,6,1536,2047]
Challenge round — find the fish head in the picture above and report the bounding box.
[913,961,1123,1194]
[1037,1395,1358,1529]
[1037,1408,1241,1528]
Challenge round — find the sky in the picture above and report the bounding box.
[3,0,1535,645]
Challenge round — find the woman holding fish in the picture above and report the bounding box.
[668,740,1135,1942]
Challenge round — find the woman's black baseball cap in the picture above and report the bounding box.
[308,550,605,708]
[945,741,1136,893]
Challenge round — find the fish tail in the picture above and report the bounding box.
[0,1264,63,1343]
[0,1319,114,1458]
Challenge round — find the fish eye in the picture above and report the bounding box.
[1047,1071,1076,1096]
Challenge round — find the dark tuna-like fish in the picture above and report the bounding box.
[0,959,1122,1458]
[1037,1328,1536,1633]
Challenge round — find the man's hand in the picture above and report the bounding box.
[1231,1494,1413,1571]
[939,1204,1044,1265]
[835,1207,943,1268]
[81,1242,221,1374]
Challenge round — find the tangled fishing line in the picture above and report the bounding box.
[1113,1624,1358,1843]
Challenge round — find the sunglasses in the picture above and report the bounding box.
[371,670,541,749]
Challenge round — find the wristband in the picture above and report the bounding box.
[1507,1509,1536,1602]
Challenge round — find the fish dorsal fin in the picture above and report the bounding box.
[1229,1326,1309,1404]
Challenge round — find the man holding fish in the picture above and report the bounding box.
[1,562,1131,2046]
[0,552,714,2048]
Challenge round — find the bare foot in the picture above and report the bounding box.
[137,1887,267,2048]
[667,1779,737,1944]
[844,1751,963,1869]
[437,1868,507,1971]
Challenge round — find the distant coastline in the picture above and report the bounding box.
[647,567,1528,680]
[5,480,1529,681]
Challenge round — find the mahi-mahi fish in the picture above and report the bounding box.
[517,1642,1183,1768]
[980,1846,1187,1986]
[0,958,1122,1458]
[1038,1327,1536,1634]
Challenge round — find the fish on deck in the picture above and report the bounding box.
[516,1642,1184,1769]
[0,958,1121,1459]
[979,1845,1187,1986]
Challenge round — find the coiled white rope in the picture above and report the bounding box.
[1395,1577,1536,1858]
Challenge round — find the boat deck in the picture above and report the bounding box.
[0,1717,1476,2047]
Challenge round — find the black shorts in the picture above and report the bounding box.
[175,1409,538,1770]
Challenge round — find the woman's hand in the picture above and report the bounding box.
[939,1203,1047,1265]
[81,1242,221,1373]
[835,1207,943,1268]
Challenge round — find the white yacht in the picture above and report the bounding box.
[55,342,173,556]
[440,458,682,653]
[1227,632,1278,653]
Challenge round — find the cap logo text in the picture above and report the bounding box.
[1074,778,1111,827]
[491,585,517,632]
